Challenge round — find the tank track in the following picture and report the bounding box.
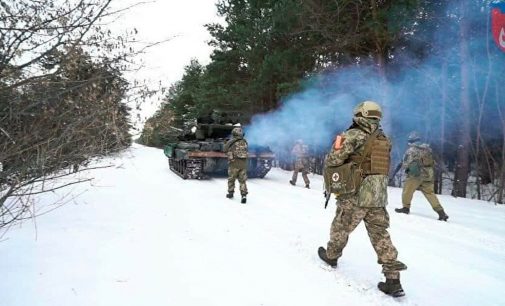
[168,158,206,179]
[169,157,272,179]
[249,159,272,178]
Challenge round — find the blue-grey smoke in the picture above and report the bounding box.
[245,1,505,164]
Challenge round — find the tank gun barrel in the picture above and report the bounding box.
[168,126,184,132]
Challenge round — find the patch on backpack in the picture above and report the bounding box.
[332,173,340,182]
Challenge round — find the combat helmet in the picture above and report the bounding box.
[407,131,421,143]
[232,127,244,137]
[353,101,382,119]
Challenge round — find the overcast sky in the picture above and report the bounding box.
[109,0,221,126]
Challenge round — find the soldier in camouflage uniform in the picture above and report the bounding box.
[224,127,248,204]
[289,139,310,188]
[318,101,407,298]
[395,132,449,221]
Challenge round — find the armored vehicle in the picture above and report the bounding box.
[164,112,274,179]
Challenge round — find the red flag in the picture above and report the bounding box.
[491,2,505,52]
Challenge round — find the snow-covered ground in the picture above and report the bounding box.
[1,144,504,306]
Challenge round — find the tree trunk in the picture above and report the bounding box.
[370,0,391,133]
[435,61,448,195]
[497,82,505,204]
[452,1,471,198]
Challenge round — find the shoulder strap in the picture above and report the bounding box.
[359,129,380,167]
[225,138,240,151]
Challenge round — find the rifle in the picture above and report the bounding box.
[324,190,331,209]
[323,166,331,208]
[388,162,403,186]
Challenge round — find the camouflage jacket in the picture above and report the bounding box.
[325,116,389,207]
[402,142,434,181]
[224,136,248,169]
[291,143,309,168]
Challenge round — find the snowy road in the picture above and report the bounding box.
[1,144,504,306]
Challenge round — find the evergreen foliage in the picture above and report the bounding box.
[143,0,505,202]
[142,0,423,144]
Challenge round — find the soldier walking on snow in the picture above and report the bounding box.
[224,127,248,204]
[394,131,449,221]
[318,101,407,297]
[289,139,310,189]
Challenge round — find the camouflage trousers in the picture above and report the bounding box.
[228,167,248,196]
[291,160,310,186]
[326,199,407,279]
[402,177,443,212]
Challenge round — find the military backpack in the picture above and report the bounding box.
[407,145,435,177]
[232,139,248,159]
[419,147,435,167]
[324,129,391,198]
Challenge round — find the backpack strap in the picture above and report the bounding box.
[362,130,380,161]
[353,129,380,173]
[351,128,380,169]
[224,137,241,152]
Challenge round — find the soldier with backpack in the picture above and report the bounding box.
[318,101,407,298]
[224,127,248,204]
[394,132,449,221]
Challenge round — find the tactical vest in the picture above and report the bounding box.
[349,129,391,176]
[323,128,391,198]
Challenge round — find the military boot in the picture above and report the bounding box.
[437,210,449,221]
[378,278,405,297]
[394,207,410,214]
[305,184,310,189]
[289,180,295,186]
[317,247,338,268]
[226,192,234,199]
[241,195,247,204]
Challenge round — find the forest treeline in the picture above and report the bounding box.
[142,0,505,202]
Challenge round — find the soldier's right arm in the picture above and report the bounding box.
[402,147,415,169]
[224,139,232,152]
[291,144,299,156]
[224,140,234,160]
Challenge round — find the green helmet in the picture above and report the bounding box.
[232,127,243,137]
[408,131,421,142]
[353,101,382,119]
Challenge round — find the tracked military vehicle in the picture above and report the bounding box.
[164,112,274,179]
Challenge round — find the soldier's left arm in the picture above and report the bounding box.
[325,130,360,167]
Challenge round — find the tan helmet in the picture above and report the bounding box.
[232,127,243,137]
[408,131,421,142]
[353,100,382,119]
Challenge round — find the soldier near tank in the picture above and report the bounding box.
[289,139,310,189]
[224,127,248,204]
[318,101,407,297]
[394,132,449,221]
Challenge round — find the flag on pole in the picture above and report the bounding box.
[491,2,505,52]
